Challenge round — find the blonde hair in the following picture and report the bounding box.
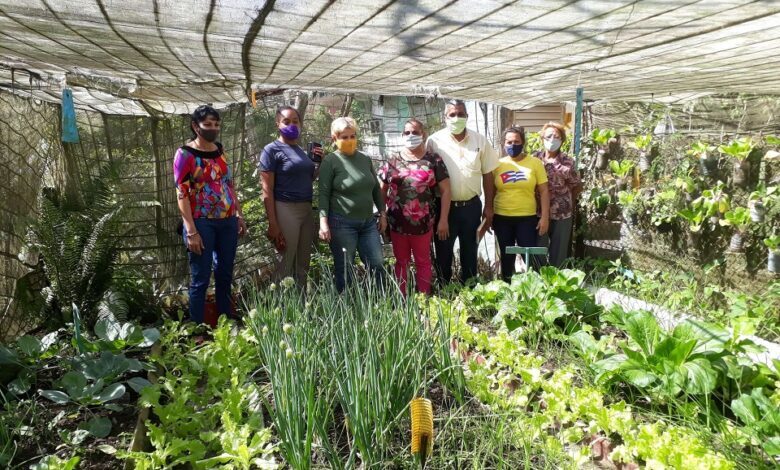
[540,121,566,142]
[331,116,358,136]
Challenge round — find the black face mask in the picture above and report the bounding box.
[196,125,219,143]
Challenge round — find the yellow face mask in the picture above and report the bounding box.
[336,138,357,156]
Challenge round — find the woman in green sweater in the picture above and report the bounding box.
[318,117,387,292]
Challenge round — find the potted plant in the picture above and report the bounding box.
[765,235,780,273]
[629,134,654,172]
[687,141,718,177]
[717,137,754,188]
[719,207,751,252]
[648,188,679,233]
[693,181,730,225]
[677,205,707,250]
[677,206,706,233]
[587,187,611,215]
[609,160,635,191]
[747,185,777,223]
[674,175,699,203]
[591,128,617,170]
[617,189,642,226]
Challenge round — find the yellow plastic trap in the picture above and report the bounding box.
[410,397,434,457]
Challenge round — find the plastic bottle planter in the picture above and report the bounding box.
[639,150,652,173]
[769,250,780,273]
[732,160,750,188]
[410,397,434,462]
[596,148,609,170]
[700,155,719,177]
[749,201,766,223]
[728,232,746,253]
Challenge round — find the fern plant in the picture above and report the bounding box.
[30,164,158,331]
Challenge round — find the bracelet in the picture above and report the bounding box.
[186,232,199,238]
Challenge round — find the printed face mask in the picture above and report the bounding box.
[446,117,467,135]
[505,143,524,157]
[336,138,357,155]
[280,124,300,140]
[403,134,423,149]
[196,126,219,143]
[544,137,562,152]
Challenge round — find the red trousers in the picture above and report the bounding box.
[390,230,433,295]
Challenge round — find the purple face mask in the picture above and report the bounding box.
[280,124,300,140]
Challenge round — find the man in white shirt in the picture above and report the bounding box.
[427,99,499,285]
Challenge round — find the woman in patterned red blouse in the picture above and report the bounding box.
[378,118,451,295]
[174,105,248,324]
[534,121,582,268]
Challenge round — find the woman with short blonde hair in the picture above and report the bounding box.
[318,116,386,292]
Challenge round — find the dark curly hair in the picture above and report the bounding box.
[190,105,220,139]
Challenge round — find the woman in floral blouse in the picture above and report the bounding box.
[379,118,451,295]
[534,121,581,267]
[174,105,247,324]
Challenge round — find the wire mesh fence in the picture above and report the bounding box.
[0,90,457,340]
[577,97,780,295]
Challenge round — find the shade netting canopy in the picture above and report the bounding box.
[1,0,779,114]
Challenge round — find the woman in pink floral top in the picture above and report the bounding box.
[174,105,247,324]
[534,122,582,267]
[379,119,451,295]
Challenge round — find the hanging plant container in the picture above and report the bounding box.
[732,160,750,187]
[700,156,719,177]
[749,201,766,223]
[638,151,652,172]
[769,250,780,273]
[596,148,609,170]
[728,232,745,252]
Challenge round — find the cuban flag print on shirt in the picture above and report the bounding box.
[499,168,529,184]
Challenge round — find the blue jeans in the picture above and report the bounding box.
[184,216,238,323]
[328,212,385,293]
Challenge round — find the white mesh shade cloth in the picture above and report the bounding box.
[1,0,779,113]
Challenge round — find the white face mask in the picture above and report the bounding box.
[403,134,424,150]
[446,117,467,135]
[544,137,562,152]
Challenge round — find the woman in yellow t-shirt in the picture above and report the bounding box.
[489,126,550,281]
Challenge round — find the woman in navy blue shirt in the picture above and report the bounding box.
[260,106,322,286]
